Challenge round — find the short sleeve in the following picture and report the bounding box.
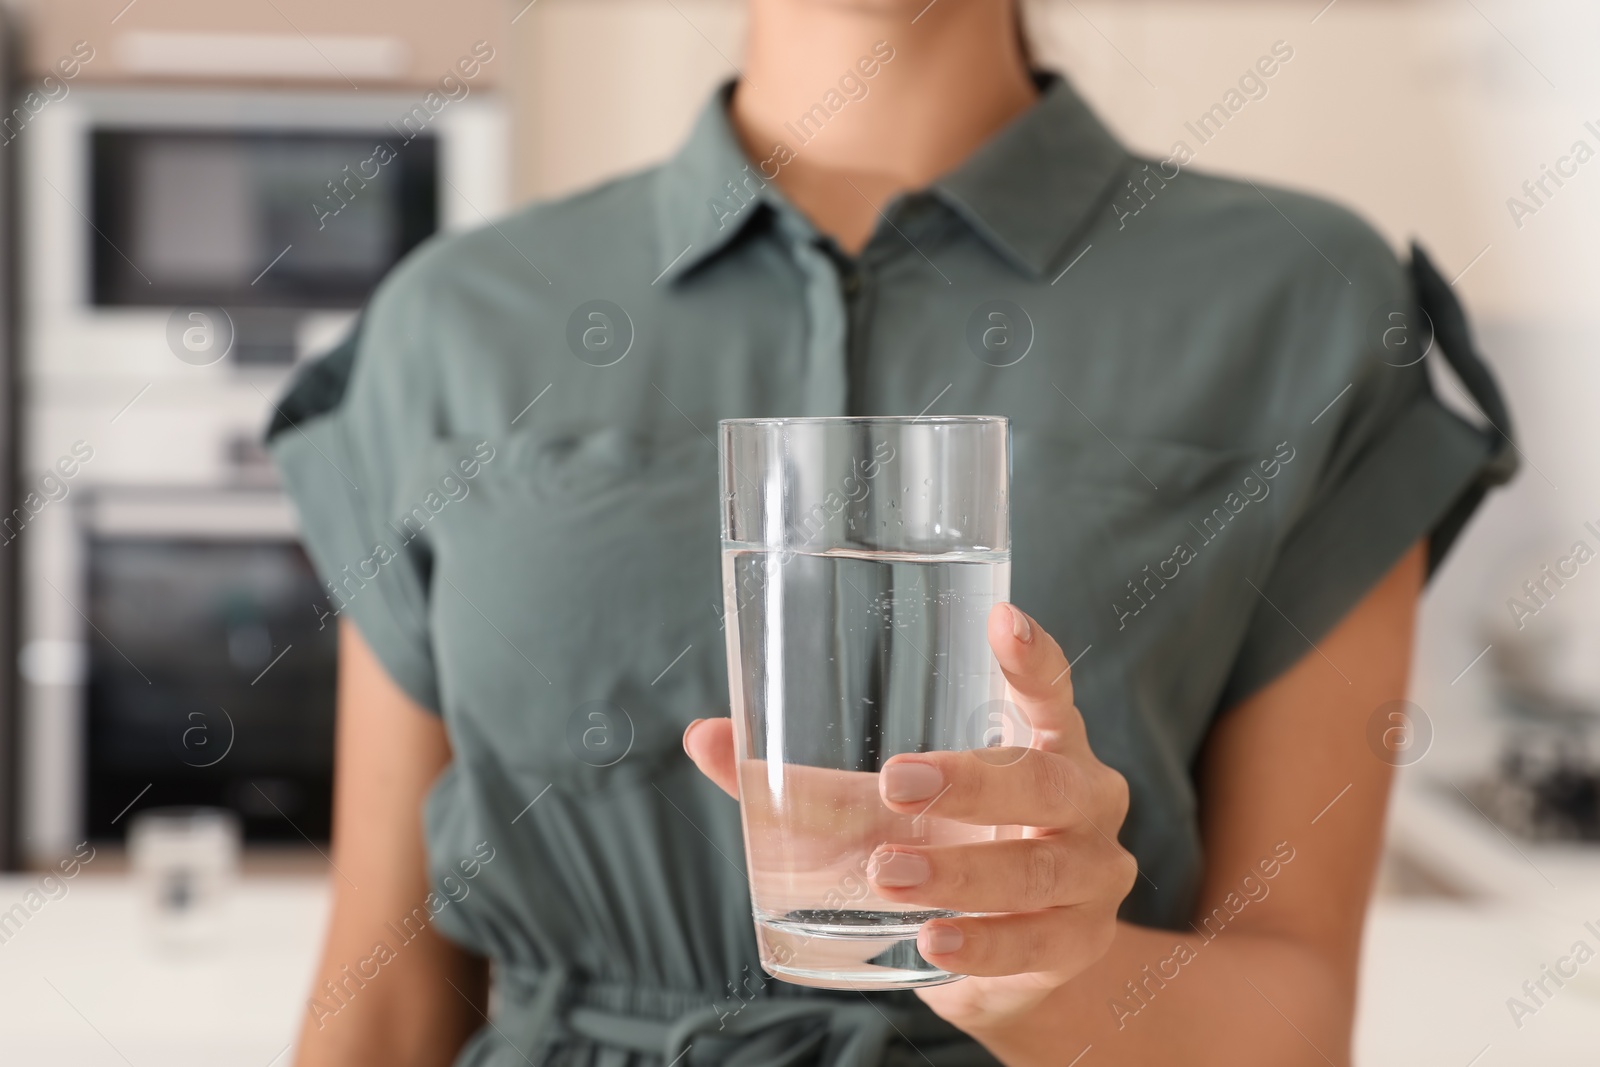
[265,271,442,712]
[1219,243,1518,707]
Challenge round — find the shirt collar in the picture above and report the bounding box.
[931,73,1130,277]
[653,81,777,285]
[653,73,1130,284]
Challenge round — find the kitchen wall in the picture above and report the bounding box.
[6,0,503,88]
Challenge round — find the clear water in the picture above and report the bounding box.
[723,547,1010,988]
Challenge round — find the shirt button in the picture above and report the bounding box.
[841,273,862,297]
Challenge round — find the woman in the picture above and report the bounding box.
[270,1,1513,1064]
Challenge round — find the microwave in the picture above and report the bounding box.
[91,126,439,316]
[21,85,507,373]
[88,123,438,363]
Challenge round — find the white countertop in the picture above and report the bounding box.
[1363,774,1600,1064]
[2,873,1598,1065]
[0,876,326,1067]
[1357,900,1600,1066]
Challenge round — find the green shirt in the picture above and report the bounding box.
[269,75,1512,1067]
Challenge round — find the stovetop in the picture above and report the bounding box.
[1467,744,1600,843]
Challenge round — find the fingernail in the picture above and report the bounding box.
[682,719,703,755]
[922,923,964,955]
[1008,604,1032,643]
[882,761,943,803]
[868,849,930,888]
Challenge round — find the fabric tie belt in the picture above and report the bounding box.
[492,965,991,1067]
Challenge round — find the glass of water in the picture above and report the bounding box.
[719,416,1011,989]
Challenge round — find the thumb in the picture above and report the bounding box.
[683,717,739,797]
[987,603,1086,754]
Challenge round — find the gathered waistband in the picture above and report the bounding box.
[489,964,991,1067]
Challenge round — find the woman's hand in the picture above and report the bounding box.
[682,603,1137,1033]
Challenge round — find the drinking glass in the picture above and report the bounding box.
[719,416,1011,989]
[128,807,241,952]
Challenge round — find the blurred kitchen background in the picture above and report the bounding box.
[0,0,1596,1064]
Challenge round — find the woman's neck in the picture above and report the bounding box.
[730,0,1036,252]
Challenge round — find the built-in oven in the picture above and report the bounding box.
[16,86,506,863]
[80,490,338,842]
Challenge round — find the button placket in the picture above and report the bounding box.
[786,235,852,417]
[839,258,875,419]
